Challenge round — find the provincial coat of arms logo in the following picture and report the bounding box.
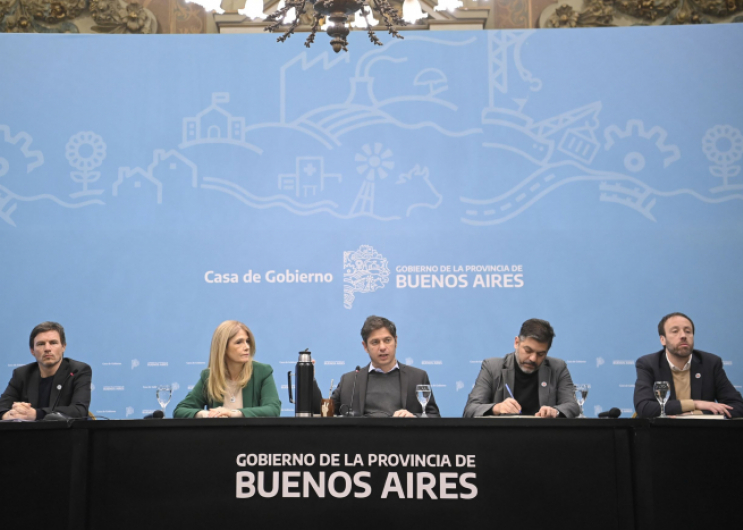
[343,245,390,309]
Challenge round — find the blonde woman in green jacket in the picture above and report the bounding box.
[173,320,281,418]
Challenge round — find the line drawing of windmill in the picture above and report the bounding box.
[349,143,394,216]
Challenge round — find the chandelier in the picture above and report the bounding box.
[265,0,408,53]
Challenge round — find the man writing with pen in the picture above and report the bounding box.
[462,319,580,418]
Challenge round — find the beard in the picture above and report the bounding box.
[516,358,537,374]
[666,341,693,359]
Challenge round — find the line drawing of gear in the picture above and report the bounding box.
[0,125,44,174]
[603,119,681,172]
[0,125,45,226]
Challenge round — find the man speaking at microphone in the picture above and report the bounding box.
[463,318,580,418]
[331,315,440,417]
[0,322,92,420]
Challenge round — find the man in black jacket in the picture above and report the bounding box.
[0,321,92,420]
[634,312,743,418]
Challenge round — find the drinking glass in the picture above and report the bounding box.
[157,385,172,416]
[416,384,432,418]
[574,384,590,418]
[653,381,671,418]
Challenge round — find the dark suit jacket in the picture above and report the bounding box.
[0,358,92,420]
[634,349,743,418]
[330,363,440,417]
[462,353,580,418]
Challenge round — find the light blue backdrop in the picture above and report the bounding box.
[1,26,742,418]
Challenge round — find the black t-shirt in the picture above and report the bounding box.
[513,366,540,415]
[38,375,54,417]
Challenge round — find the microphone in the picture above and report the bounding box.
[598,407,621,419]
[43,369,79,421]
[144,410,165,419]
[346,366,361,417]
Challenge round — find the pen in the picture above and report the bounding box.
[505,383,521,414]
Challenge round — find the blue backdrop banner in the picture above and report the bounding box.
[1,25,742,418]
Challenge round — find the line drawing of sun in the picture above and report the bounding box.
[355,143,394,181]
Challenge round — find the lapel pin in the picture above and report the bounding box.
[57,385,62,390]
[541,381,547,387]
[695,373,701,379]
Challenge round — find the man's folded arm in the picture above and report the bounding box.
[0,370,23,419]
[711,358,743,418]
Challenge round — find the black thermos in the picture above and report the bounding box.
[288,349,314,417]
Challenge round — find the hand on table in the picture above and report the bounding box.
[198,407,243,418]
[492,398,521,415]
[693,400,733,418]
[7,402,37,420]
[535,406,559,418]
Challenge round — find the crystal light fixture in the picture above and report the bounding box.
[350,7,379,28]
[266,0,407,53]
[239,0,266,18]
[401,0,424,23]
[434,0,462,11]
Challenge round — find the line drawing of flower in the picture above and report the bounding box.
[702,125,743,191]
[66,131,107,171]
[355,143,394,181]
[65,131,106,197]
[702,125,743,166]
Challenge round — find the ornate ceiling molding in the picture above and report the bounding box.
[539,0,743,27]
[0,0,158,32]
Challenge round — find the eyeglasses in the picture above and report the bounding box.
[368,337,395,347]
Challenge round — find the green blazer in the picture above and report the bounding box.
[173,361,281,418]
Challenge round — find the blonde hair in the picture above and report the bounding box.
[205,320,255,403]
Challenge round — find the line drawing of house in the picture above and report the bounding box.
[113,149,198,204]
[180,93,261,153]
[278,156,342,198]
[113,166,163,204]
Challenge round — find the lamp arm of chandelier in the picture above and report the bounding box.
[265,0,307,43]
[304,14,323,48]
[370,0,407,40]
[357,7,383,47]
